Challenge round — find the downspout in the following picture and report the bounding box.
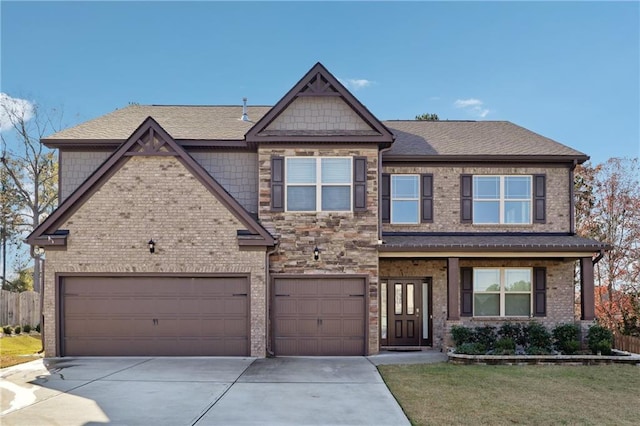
[592,249,605,265]
[569,159,577,235]
[265,241,279,357]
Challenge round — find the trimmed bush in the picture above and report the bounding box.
[498,322,525,346]
[2,325,12,335]
[455,342,486,355]
[23,324,32,333]
[524,321,553,352]
[14,326,22,334]
[451,325,474,347]
[587,324,613,355]
[494,337,516,355]
[473,325,497,351]
[526,346,552,355]
[35,323,41,333]
[552,323,580,354]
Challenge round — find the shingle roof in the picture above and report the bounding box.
[44,105,587,161]
[46,105,272,141]
[380,233,608,252]
[383,120,587,159]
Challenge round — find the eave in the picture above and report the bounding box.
[382,154,590,164]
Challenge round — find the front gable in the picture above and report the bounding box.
[246,62,394,146]
[27,117,274,248]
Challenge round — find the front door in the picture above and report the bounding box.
[381,277,432,347]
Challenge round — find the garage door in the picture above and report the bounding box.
[62,276,248,356]
[273,277,365,356]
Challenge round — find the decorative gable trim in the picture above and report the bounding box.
[245,62,394,146]
[27,117,275,247]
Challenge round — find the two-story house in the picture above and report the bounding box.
[28,63,607,357]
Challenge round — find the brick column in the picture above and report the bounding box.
[447,257,460,320]
[580,257,595,320]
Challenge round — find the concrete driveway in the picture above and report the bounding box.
[0,356,411,425]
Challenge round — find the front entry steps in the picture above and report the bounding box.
[382,346,434,352]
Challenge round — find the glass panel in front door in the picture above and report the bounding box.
[390,280,420,346]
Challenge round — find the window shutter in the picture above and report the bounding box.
[460,267,473,317]
[460,174,473,223]
[271,156,284,212]
[353,157,367,212]
[421,174,433,223]
[533,267,546,317]
[533,174,546,223]
[382,173,390,223]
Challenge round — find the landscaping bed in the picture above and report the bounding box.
[448,350,640,365]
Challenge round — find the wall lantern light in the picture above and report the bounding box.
[313,246,320,261]
[148,239,156,254]
[33,246,45,256]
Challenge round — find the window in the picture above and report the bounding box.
[286,157,352,211]
[391,175,419,223]
[473,268,532,317]
[473,176,531,224]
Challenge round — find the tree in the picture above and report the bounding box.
[5,265,34,292]
[415,113,439,121]
[0,161,23,288]
[575,158,640,330]
[0,94,60,292]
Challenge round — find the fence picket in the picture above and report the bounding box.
[0,290,41,327]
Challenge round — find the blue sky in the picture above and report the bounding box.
[1,0,639,164]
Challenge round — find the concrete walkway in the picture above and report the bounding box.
[0,353,444,425]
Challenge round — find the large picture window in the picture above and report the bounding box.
[473,268,532,317]
[473,176,531,224]
[391,175,419,224]
[286,157,352,211]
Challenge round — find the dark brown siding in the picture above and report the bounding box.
[273,277,365,356]
[62,276,249,356]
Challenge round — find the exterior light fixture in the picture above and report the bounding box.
[33,246,45,256]
[148,239,155,254]
[313,246,320,261]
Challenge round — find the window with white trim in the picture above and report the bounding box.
[473,268,532,317]
[473,176,531,224]
[286,157,352,211]
[391,175,419,224]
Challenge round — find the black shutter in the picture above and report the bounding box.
[271,156,284,212]
[460,174,473,223]
[533,267,547,317]
[421,174,433,223]
[353,157,367,212]
[533,174,546,223]
[461,267,473,317]
[382,173,390,223]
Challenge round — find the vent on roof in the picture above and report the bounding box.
[241,97,249,121]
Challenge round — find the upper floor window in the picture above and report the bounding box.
[474,268,532,317]
[286,157,352,211]
[473,176,531,224]
[391,175,420,224]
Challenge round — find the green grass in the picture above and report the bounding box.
[0,335,42,368]
[379,363,640,425]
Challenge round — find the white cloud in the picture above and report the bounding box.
[0,93,34,132]
[338,78,375,91]
[454,98,490,118]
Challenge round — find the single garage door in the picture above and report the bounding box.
[273,277,365,356]
[62,276,248,356]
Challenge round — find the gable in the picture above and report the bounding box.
[27,117,274,248]
[246,62,394,145]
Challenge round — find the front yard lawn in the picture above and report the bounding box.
[0,335,42,368]
[379,363,640,425]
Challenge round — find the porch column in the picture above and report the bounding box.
[580,257,595,320]
[447,257,460,320]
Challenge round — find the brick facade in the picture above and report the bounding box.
[43,156,267,357]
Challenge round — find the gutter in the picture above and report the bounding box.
[592,249,605,265]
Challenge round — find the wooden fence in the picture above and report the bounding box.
[0,290,41,327]
[614,334,640,354]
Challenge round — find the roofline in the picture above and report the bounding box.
[382,154,590,164]
[42,138,252,149]
[377,245,608,253]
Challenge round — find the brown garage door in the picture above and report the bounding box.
[273,277,365,356]
[62,276,248,356]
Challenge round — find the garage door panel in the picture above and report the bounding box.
[273,277,366,356]
[62,276,249,356]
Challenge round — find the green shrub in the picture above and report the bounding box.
[526,346,552,355]
[524,321,553,352]
[455,342,486,355]
[587,324,613,355]
[23,324,32,333]
[498,322,525,346]
[14,325,22,334]
[495,337,516,355]
[473,325,497,351]
[35,323,41,333]
[2,325,11,335]
[553,323,581,354]
[451,325,474,347]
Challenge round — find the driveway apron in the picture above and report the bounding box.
[1,357,410,426]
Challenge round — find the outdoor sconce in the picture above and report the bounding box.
[33,246,45,256]
[313,246,320,261]
[148,239,155,254]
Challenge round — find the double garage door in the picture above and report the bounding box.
[61,276,249,356]
[273,277,366,356]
